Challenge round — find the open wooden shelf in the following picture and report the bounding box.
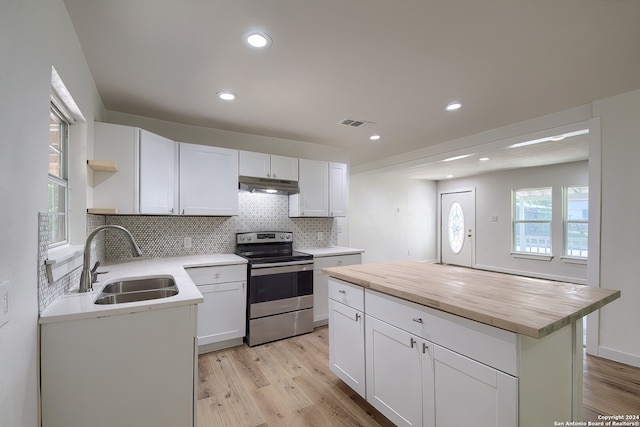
[87,160,118,172]
[87,208,118,215]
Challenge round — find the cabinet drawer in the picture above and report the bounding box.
[328,278,364,312]
[314,254,362,270]
[186,264,247,286]
[365,290,518,376]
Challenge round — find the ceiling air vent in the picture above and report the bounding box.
[340,118,376,129]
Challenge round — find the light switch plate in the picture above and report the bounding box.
[0,281,9,328]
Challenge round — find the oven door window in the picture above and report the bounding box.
[250,267,313,304]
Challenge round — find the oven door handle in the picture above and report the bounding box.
[250,262,313,276]
[251,260,313,269]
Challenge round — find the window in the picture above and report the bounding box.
[48,101,70,247]
[513,188,552,255]
[564,185,588,258]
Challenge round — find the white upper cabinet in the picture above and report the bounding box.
[289,158,329,217]
[179,143,239,216]
[139,130,178,215]
[239,151,298,181]
[329,162,348,217]
[93,122,140,214]
[289,159,348,217]
[93,123,240,216]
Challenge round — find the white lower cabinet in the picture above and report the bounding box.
[328,279,366,397]
[327,280,539,426]
[41,305,197,427]
[313,253,362,325]
[329,299,366,397]
[365,315,434,427]
[434,345,517,426]
[186,264,246,352]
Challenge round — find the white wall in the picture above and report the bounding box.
[350,171,437,263]
[438,161,589,283]
[0,1,103,426]
[592,89,640,367]
[350,93,640,368]
[106,110,350,164]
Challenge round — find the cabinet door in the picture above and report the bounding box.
[434,345,517,427]
[197,281,246,346]
[366,315,428,427]
[179,143,239,215]
[139,129,178,214]
[329,299,366,397]
[313,270,328,324]
[290,159,328,216]
[93,122,139,214]
[270,154,298,181]
[329,162,348,217]
[315,255,362,324]
[239,150,270,178]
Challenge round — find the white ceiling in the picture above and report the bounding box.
[63,0,640,176]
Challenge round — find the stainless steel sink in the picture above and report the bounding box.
[94,276,179,305]
[101,277,176,294]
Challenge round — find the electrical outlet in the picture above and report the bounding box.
[184,237,192,249]
[0,281,9,328]
[317,231,323,241]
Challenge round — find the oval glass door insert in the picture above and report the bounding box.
[448,201,465,254]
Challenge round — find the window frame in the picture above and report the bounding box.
[48,98,72,248]
[563,185,589,260]
[511,187,554,260]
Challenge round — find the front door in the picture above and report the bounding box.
[441,190,475,267]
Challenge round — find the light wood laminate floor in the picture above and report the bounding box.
[197,326,640,426]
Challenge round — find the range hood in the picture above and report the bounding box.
[238,176,299,195]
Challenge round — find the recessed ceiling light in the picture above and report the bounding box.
[369,134,381,141]
[550,135,566,141]
[442,154,472,162]
[217,91,237,101]
[445,101,462,111]
[245,31,272,48]
[479,157,490,161]
[446,174,454,179]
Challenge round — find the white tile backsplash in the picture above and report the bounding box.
[104,192,337,260]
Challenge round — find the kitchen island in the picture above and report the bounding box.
[322,260,620,427]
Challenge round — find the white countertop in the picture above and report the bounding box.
[298,246,364,257]
[39,254,247,324]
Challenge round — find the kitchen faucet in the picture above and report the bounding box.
[78,225,142,292]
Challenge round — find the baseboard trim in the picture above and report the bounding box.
[596,346,640,368]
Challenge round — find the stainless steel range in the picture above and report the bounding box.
[236,232,314,346]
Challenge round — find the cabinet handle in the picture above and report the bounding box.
[338,289,346,294]
[182,209,185,215]
[412,318,423,323]
[422,343,429,354]
[355,313,361,321]
[170,208,174,214]
[410,338,416,348]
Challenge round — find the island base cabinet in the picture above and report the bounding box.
[365,315,434,427]
[41,305,197,427]
[328,299,366,397]
[434,345,517,426]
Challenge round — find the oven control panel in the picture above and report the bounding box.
[236,232,293,244]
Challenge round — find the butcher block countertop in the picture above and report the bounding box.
[322,260,620,339]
